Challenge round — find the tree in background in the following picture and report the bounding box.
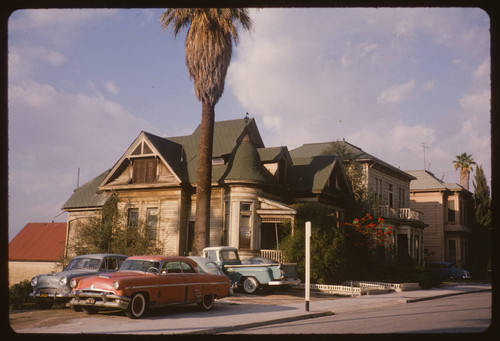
[469,164,492,278]
[161,9,253,254]
[66,194,162,265]
[452,152,476,191]
[321,140,378,218]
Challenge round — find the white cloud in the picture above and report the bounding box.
[377,80,416,104]
[104,81,120,96]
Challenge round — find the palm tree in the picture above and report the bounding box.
[161,9,252,254]
[452,152,476,191]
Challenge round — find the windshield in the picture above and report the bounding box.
[120,259,160,273]
[66,258,101,270]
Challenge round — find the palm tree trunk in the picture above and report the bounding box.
[193,101,215,254]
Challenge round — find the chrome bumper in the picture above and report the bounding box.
[268,278,301,286]
[30,292,70,299]
[69,292,131,310]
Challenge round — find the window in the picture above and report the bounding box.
[239,202,252,249]
[398,187,406,208]
[448,240,457,265]
[128,208,139,227]
[448,200,455,222]
[133,158,157,183]
[374,178,382,201]
[100,257,118,271]
[146,208,158,241]
[388,184,394,208]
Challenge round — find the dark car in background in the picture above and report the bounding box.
[30,253,128,309]
[427,261,471,280]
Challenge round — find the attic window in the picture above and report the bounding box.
[133,158,157,183]
[131,141,154,156]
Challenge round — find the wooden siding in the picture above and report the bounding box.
[410,191,445,262]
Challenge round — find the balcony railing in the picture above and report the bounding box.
[379,205,424,222]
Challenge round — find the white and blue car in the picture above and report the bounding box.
[30,253,128,309]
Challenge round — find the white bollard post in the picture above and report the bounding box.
[305,221,311,311]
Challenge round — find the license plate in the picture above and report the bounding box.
[40,293,48,298]
[86,298,95,304]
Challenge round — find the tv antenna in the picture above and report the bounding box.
[421,142,430,170]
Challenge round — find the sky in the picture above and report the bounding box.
[7,8,491,241]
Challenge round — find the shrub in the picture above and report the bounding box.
[9,280,33,310]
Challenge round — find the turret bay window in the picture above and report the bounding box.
[239,202,252,249]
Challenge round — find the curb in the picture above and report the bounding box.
[183,287,491,334]
[183,311,334,334]
[403,288,492,303]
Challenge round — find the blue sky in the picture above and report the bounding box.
[8,8,491,241]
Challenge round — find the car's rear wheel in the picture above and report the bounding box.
[198,294,215,311]
[126,292,148,319]
[242,277,260,294]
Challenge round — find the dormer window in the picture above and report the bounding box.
[133,157,157,183]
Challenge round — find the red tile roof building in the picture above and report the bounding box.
[9,222,67,261]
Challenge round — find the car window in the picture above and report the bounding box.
[163,262,182,273]
[220,250,238,261]
[181,262,196,273]
[66,258,101,270]
[121,259,160,272]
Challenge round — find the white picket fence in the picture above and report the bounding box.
[296,281,420,296]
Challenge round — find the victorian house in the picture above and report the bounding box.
[407,170,473,268]
[62,118,352,258]
[289,141,428,265]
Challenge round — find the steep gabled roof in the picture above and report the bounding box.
[169,118,264,183]
[290,140,415,181]
[221,133,278,185]
[407,170,468,192]
[9,223,67,261]
[288,155,340,193]
[62,170,110,210]
[100,131,184,187]
[258,146,292,164]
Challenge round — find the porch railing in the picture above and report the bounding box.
[379,205,424,222]
[260,249,284,263]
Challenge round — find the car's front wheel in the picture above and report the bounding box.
[198,294,215,311]
[126,292,148,319]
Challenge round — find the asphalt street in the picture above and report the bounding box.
[9,283,492,335]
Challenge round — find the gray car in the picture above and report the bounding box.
[30,253,128,309]
[188,256,228,277]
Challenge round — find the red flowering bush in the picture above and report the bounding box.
[343,213,394,249]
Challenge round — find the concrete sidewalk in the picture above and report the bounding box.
[15,283,491,335]
[190,283,492,334]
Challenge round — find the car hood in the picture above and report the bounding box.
[35,269,100,288]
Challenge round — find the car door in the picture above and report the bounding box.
[181,261,202,302]
[158,261,188,304]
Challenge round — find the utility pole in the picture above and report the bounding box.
[305,221,311,311]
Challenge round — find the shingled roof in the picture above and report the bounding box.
[61,170,110,210]
[406,170,468,192]
[9,223,67,261]
[290,140,415,181]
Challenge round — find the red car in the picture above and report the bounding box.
[69,255,232,318]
